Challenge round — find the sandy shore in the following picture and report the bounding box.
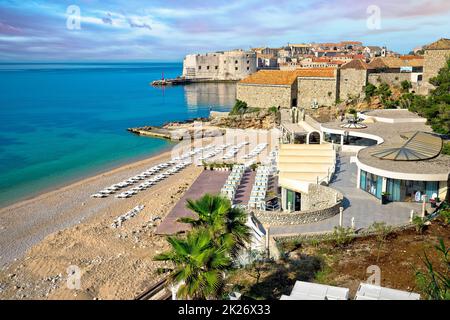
[0,146,206,299]
[0,129,278,299]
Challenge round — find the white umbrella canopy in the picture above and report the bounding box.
[340,122,367,129]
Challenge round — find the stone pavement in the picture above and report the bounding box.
[156,170,229,235]
[233,170,256,205]
[270,154,422,236]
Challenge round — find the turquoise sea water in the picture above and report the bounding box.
[0,63,236,207]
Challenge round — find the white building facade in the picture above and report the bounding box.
[182,50,257,81]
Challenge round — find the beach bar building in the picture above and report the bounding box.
[321,109,450,203]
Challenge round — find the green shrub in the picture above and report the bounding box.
[369,222,393,242]
[401,80,412,92]
[364,83,377,100]
[347,108,357,115]
[383,98,398,109]
[440,209,450,225]
[230,99,249,115]
[328,226,355,248]
[442,142,450,155]
[412,216,427,234]
[376,82,392,99]
[415,238,450,300]
[268,106,278,114]
[404,57,450,134]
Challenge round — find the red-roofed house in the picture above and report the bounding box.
[237,68,338,109]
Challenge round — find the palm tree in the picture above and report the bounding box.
[179,193,251,255]
[154,228,231,299]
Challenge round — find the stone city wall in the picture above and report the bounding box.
[183,51,257,81]
[298,77,337,108]
[423,49,450,86]
[339,69,367,100]
[367,72,410,87]
[237,83,293,109]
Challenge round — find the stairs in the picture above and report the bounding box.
[278,143,336,185]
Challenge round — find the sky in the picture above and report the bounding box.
[0,0,449,62]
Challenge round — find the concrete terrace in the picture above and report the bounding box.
[270,154,422,236]
[156,170,229,235]
[233,170,256,205]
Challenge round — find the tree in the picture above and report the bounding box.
[364,83,377,100]
[230,100,249,115]
[369,222,393,262]
[376,82,392,100]
[404,57,450,134]
[180,194,251,256]
[400,80,412,92]
[154,228,231,299]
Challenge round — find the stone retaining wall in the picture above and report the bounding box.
[273,223,415,245]
[368,72,410,87]
[255,184,343,226]
[210,111,229,119]
[255,201,341,226]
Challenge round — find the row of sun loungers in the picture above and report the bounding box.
[111,204,145,228]
[91,162,173,198]
[115,161,191,199]
[196,143,232,164]
[242,143,268,160]
[221,142,249,160]
[220,164,246,202]
[174,144,217,163]
[280,281,420,300]
[248,165,271,210]
[265,148,278,167]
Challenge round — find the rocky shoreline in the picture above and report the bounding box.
[127,110,278,141]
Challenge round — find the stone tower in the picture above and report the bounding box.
[338,59,368,101]
[421,38,450,94]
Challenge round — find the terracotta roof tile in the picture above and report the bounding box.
[239,68,335,85]
[340,59,368,70]
[340,41,363,45]
[425,38,450,50]
[399,55,424,60]
[367,57,423,69]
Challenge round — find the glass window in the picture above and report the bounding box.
[344,135,377,146]
[324,133,341,144]
[387,178,401,201]
[360,170,366,190]
[425,181,438,200]
[361,171,380,199]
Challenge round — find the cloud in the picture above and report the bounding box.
[0,0,449,61]
[127,17,152,30]
[0,22,21,34]
[102,12,113,25]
